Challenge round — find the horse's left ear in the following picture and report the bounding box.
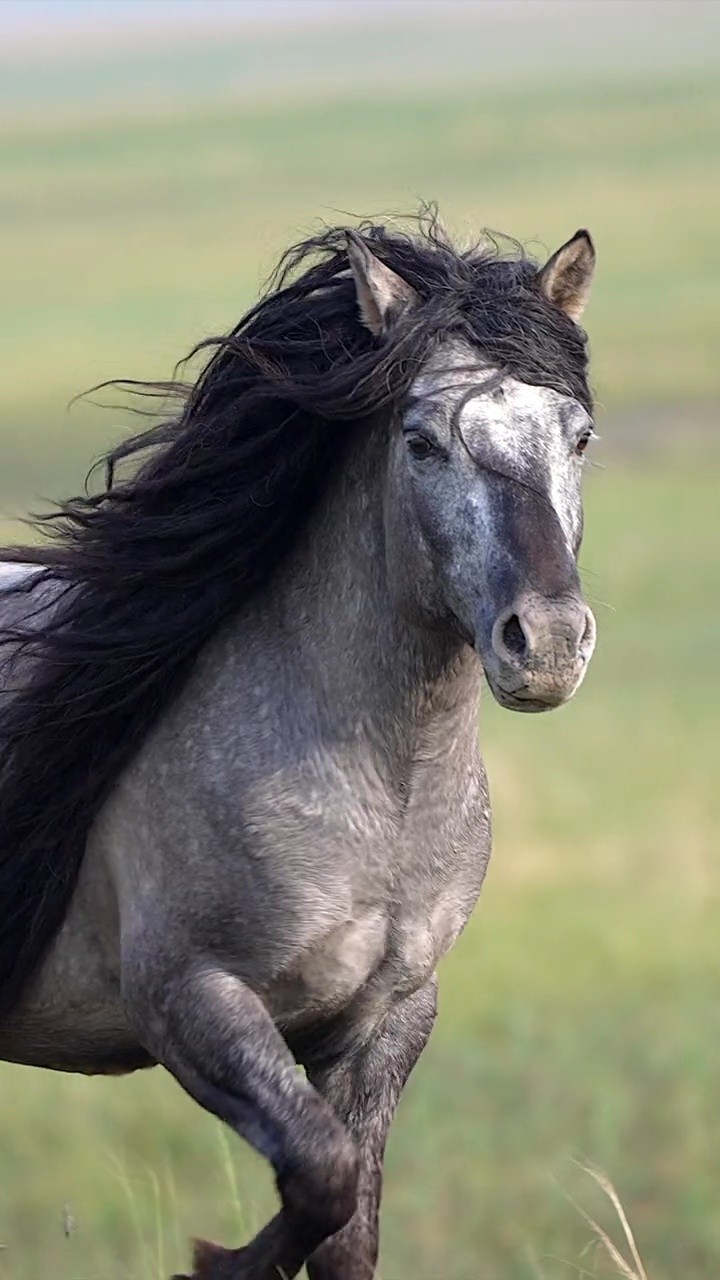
[346,230,418,337]
[538,230,596,322]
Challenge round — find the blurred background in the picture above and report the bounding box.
[0,1,718,1277]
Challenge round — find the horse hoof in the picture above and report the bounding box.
[171,1237,239,1279]
[194,1238,235,1275]
[170,1237,236,1280]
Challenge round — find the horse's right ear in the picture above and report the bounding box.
[346,231,418,338]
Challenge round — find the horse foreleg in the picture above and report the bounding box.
[303,978,438,1280]
[124,957,359,1280]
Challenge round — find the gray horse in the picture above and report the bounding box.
[0,219,597,1279]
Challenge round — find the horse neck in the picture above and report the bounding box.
[268,418,483,752]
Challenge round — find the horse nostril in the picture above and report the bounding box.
[501,614,527,659]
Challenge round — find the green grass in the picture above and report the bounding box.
[1,38,719,1280]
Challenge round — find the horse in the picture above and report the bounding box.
[0,216,597,1280]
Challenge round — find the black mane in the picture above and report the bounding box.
[0,214,590,1015]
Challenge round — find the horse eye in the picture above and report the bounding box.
[406,433,435,461]
[576,431,593,456]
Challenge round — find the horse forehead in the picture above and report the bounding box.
[410,354,570,455]
[411,339,565,405]
[460,378,568,457]
[409,341,487,399]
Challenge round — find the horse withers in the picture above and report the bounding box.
[0,218,597,1279]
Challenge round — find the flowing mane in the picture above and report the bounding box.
[0,213,591,1015]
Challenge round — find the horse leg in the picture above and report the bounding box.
[124,958,359,1280]
[303,978,438,1280]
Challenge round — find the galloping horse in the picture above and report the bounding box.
[0,218,597,1279]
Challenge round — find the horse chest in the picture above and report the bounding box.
[376,783,492,998]
[264,762,491,1027]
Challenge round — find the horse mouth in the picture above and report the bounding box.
[484,670,585,713]
[487,679,558,713]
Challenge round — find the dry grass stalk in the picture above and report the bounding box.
[572,1162,649,1280]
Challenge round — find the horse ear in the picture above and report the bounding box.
[538,229,596,322]
[346,230,418,337]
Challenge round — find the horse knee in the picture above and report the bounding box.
[280,1125,360,1241]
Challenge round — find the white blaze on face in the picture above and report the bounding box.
[459,378,588,549]
[411,347,590,550]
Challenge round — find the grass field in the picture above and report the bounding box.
[1,11,719,1280]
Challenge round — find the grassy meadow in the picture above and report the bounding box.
[1,15,719,1280]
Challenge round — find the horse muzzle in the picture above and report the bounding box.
[481,592,596,712]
